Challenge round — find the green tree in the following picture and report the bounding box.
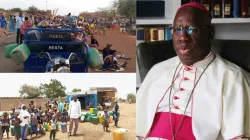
[113,0,136,19]
[0,8,5,11]
[19,84,43,99]
[10,8,22,12]
[127,93,136,100]
[40,79,66,98]
[27,5,40,14]
[72,88,82,92]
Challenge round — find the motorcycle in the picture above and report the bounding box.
[33,52,81,73]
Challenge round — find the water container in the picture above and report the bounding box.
[113,128,129,140]
[4,44,19,58]
[84,117,90,122]
[89,47,104,69]
[27,30,41,40]
[61,123,67,133]
[47,124,51,132]
[81,115,85,122]
[10,126,14,136]
[10,44,31,65]
[108,111,113,116]
[99,116,104,123]
[43,123,48,132]
[90,108,94,114]
[92,116,99,125]
[93,108,98,115]
[109,116,114,123]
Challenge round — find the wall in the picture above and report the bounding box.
[0,98,50,111]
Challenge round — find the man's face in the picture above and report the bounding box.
[74,96,77,101]
[22,106,26,110]
[172,7,213,66]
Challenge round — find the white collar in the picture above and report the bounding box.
[179,52,215,68]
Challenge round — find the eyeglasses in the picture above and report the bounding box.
[169,26,211,36]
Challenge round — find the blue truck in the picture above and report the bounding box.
[24,28,89,73]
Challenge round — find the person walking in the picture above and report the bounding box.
[68,95,81,137]
[0,15,9,39]
[16,12,24,44]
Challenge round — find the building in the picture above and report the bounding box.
[67,87,117,109]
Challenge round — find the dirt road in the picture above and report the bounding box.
[0,27,136,73]
[4,103,136,140]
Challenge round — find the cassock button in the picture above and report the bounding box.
[180,88,185,91]
[183,77,189,80]
[174,106,180,109]
[173,96,179,100]
[185,67,192,71]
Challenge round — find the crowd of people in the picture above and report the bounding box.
[0,95,120,140]
[0,99,70,140]
[0,11,133,71]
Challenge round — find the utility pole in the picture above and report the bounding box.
[45,1,48,11]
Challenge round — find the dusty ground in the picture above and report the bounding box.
[0,27,136,73]
[3,103,136,140]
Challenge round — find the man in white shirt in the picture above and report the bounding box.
[136,2,250,140]
[16,12,24,44]
[18,104,30,140]
[68,95,81,137]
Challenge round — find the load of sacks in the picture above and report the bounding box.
[4,43,31,65]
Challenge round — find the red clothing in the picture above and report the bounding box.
[148,112,195,140]
[20,21,33,35]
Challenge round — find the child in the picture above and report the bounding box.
[12,113,21,140]
[30,109,38,137]
[1,112,10,139]
[37,109,44,135]
[61,109,68,123]
[49,116,57,140]
[53,109,58,121]
[102,110,109,132]
[113,101,119,127]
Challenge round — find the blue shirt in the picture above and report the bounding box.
[1,18,7,28]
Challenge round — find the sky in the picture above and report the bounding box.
[0,0,114,15]
[0,73,136,99]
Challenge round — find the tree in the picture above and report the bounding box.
[72,88,82,92]
[113,0,136,19]
[40,79,66,98]
[10,8,22,12]
[127,93,136,100]
[27,5,40,14]
[19,84,43,99]
[0,8,4,11]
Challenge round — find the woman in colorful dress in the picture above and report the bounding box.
[8,15,15,33]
